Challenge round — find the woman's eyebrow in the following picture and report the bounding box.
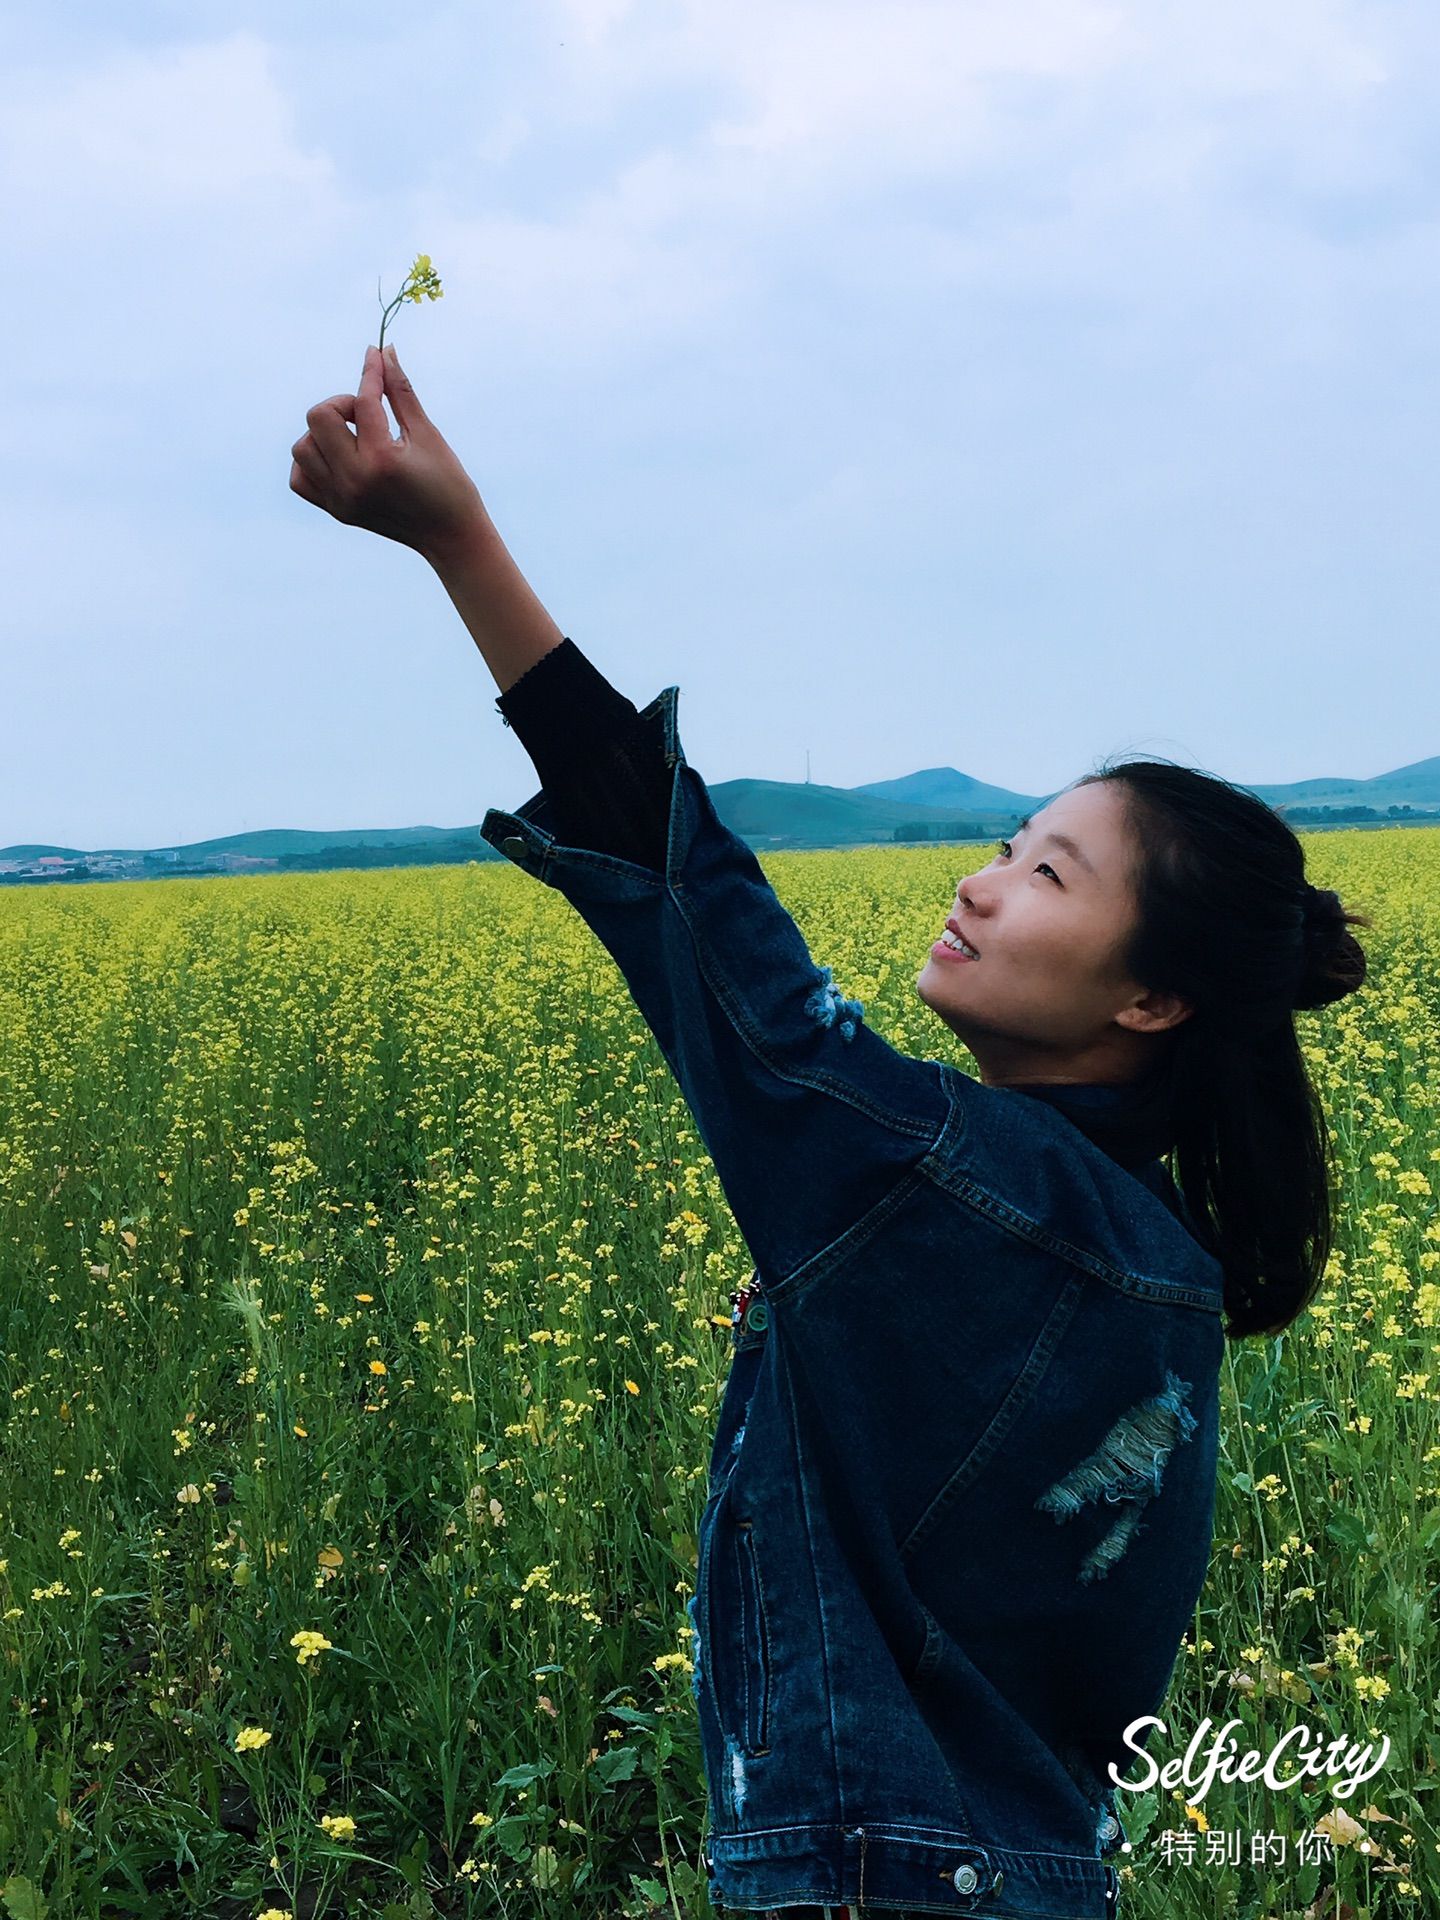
[1013,814,1097,878]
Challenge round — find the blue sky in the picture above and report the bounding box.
[7,0,1440,849]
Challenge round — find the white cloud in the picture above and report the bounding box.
[2,32,333,212]
[5,0,1439,838]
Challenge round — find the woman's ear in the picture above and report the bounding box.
[1114,987,1193,1036]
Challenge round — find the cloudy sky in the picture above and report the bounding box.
[7,0,1440,849]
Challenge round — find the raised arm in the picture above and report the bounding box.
[289,340,564,692]
[289,344,954,1288]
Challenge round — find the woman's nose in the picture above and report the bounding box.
[956,875,995,916]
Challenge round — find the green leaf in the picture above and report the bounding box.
[395,1831,428,1892]
[2,1878,48,1920]
[1293,1854,1321,1905]
[606,1704,657,1727]
[1324,1512,1369,1553]
[489,1820,532,1864]
[589,1744,641,1786]
[493,1759,554,1790]
[1122,1788,1159,1842]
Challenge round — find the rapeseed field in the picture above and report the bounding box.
[0,826,1436,1918]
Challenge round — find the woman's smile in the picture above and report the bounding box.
[930,931,979,963]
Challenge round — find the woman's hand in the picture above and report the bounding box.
[289,344,491,565]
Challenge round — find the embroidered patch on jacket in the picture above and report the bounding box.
[1034,1369,1200,1584]
[804,964,865,1043]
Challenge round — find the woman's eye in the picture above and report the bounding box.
[996,840,1061,883]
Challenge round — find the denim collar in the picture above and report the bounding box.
[1004,1069,1176,1172]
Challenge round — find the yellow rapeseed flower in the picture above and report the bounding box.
[234,1725,272,1751]
[377,253,444,351]
[290,1629,334,1666]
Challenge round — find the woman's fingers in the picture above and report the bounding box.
[379,345,428,441]
[305,391,360,474]
[289,456,322,505]
[354,346,391,452]
[290,346,487,555]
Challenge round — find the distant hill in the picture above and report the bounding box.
[1245,753,1440,814]
[848,765,1040,812]
[4,753,1438,885]
[695,773,1039,849]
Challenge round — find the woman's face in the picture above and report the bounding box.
[915,779,1189,1085]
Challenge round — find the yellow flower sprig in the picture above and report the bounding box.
[377,253,443,352]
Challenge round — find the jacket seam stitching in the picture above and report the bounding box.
[927,1160,1222,1312]
[664,759,939,1141]
[767,1162,932,1302]
[767,1066,969,1297]
[899,1268,1089,1561]
[782,1350,848,1823]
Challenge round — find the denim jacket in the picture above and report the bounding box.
[481,675,1226,1920]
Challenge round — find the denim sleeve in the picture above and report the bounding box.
[480,670,951,1286]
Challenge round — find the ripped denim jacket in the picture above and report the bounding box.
[482,641,1224,1920]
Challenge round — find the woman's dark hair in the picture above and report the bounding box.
[1071,756,1371,1342]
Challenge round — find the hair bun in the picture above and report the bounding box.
[1302,885,1346,933]
[1293,883,1368,1011]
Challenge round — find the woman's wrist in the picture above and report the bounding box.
[425,512,567,694]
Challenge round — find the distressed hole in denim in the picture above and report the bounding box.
[686,1591,703,1703]
[725,1731,748,1818]
[1035,1368,1200,1584]
[803,964,865,1043]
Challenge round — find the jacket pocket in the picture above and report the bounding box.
[705,1498,774,1759]
[733,1520,773,1755]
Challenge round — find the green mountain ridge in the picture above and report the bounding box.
[4,753,1438,881]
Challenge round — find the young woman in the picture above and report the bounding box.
[291,347,1370,1920]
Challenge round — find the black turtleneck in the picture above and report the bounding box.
[493,636,672,869]
[1005,1073,1177,1173]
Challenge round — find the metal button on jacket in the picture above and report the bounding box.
[479,677,1227,1920]
[500,834,529,862]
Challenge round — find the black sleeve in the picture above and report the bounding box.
[492,637,674,869]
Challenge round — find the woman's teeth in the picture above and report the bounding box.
[940,929,979,958]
